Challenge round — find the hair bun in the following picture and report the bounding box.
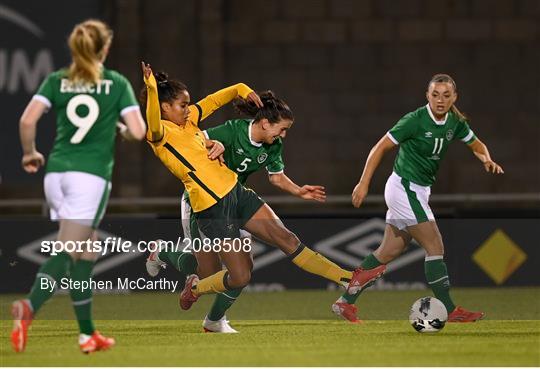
[154,71,169,84]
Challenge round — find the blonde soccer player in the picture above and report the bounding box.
[12,19,146,353]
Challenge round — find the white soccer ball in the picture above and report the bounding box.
[409,296,448,333]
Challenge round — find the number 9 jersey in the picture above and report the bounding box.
[34,68,140,181]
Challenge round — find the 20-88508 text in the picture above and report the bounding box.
[184,237,252,253]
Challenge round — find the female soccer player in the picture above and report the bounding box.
[333,74,503,323]
[12,19,146,353]
[146,92,326,332]
[141,62,384,327]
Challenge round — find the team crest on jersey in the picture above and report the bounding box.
[446,129,454,141]
[257,153,268,164]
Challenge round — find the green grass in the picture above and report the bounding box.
[1,288,539,366]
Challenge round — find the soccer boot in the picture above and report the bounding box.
[79,331,115,353]
[203,315,238,333]
[346,265,386,295]
[448,306,485,322]
[331,301,362,323]
[179,274,199,310]
[145,242,166,277]
[11,299,33,353]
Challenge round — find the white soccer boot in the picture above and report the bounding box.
[202,315,238,333]
[145,247,166,277]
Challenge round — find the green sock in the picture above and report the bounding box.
[27,252,73,313]
[425,257,456,313]
[340,253,383,304]
[207,288,243,321]
[158,250,198,275]
[69,259,96,335]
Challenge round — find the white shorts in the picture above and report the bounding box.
[384,172,435,231]
[180,193,251,241]
[44,171,111,228]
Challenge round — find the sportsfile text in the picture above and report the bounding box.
[40,237,184,256]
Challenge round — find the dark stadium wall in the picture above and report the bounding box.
[1,0,538,199]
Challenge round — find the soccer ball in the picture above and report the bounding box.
[409,297,448,333]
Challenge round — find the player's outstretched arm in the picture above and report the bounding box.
[467,138,504,174]
[352,135,396,208]
[268,173,326,202]
[19,98,47,173]
[194,83,262,124]
[141,61,164,142]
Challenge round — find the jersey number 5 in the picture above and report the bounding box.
[66,94,100,144]
[237,158,252,172]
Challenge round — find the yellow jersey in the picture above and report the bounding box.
[144,73,253,212]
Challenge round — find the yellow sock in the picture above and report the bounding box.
[193,270,228,296]
[291,245,352,286]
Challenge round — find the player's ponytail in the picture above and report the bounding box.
[234,91,294,124]
[68,19,112,84]
[450,105,467,122]
[428,73,468,122]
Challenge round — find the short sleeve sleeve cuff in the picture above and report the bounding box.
[120,105,140,117]
[267,168,284,175]
[32,94,51,109]
[461,130,475,144]
[386,131,399,145]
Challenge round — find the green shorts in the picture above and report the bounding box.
[193,182,264,239]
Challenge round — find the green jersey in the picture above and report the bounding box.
[387,105,476,186]
[204,119,285,184]
[35,68,139,180]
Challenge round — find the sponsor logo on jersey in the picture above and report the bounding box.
[257,153,268,164]
[446,129,454,141]
[429,155,440,160]
[425,132,433,138]
[236,148,245,155]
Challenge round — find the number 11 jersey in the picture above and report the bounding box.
[386,105,476,187]
[34,68,139,180]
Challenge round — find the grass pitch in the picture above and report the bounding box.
[1,288,539,366]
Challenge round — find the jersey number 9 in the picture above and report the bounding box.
[66,94,100,144]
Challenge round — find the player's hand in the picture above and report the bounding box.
[298,185,326,202]
[21,151,45,173]
[141,61,152,80]
[483,160,504,174]
[207,140,225,163]
[352,182,368,208]
[116,122,137,141]
[246,92,263,108]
